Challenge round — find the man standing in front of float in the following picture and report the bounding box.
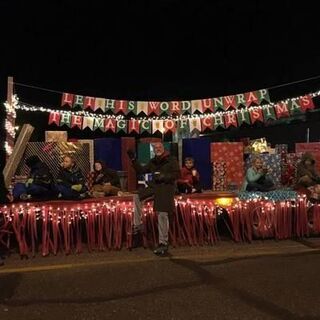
[127,142,180,256]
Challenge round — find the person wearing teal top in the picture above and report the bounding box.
[242,157,275,192]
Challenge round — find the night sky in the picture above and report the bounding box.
[1,1,320,145]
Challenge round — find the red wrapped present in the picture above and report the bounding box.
[212,161,226,191]
[275,144,288,155]
[283,153,303,186]
[211,142,244,190]
[239,137,250,146]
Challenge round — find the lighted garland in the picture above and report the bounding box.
[2,89,320,138]
[3,95,18,155]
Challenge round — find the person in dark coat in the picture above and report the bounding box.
[296,152,320,187]
[296,152,320,200]
[55,155,88,200]
[91,160,122,197]
[128,142,180,255]
[13,155,53,201]
[177,157,201,193]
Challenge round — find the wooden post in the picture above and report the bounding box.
[173,130,183,167]
[3,124,34,188]
[7,77,13,105]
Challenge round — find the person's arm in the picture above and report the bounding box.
[75,169,85,184]
[132,160,152,174]
[56,169,65,184]
[127,149,151,174]
[177,168,189,184]
[157,157,181,184]
[192,169,200,183]
[246,167,264,183]
[297,163,313,179]
[106,169,121,187]
[71,169,86,192]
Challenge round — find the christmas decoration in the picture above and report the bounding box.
[60,88,271,116]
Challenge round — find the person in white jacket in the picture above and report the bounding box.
[242,157,275,192]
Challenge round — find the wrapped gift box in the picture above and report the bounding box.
[283,152,303,186]
[250,138,268,153]
[211,142,244,190]
[245,154,281,187]
[239,137,250,147]
[45,131,68,142]
[212,161,226,191]
[295,143,320,171]
[275,144,288,154]
[276,144,289,185]
[267,147,276,154]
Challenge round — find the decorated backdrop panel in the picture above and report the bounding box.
[210,142,244,190]
[94,138,122,171]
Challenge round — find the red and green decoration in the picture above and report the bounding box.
[49,94,315,134]
[60,89,271,116]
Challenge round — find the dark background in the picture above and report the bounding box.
[1,0,320,155]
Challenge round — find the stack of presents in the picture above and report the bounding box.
[211,138,320,199]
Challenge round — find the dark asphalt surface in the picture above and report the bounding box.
[0,241,320,320]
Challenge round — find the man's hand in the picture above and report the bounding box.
[153,172,164,183]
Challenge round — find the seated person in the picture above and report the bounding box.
[55,155,88,200]
[242,157,275,192]
[296,152,320,199]
[13,155,53,201]
[177,157,201,193]
[91,160,123,197]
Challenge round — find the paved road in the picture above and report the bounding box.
[0,240,320,320]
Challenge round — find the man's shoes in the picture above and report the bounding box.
[153,243,168,256]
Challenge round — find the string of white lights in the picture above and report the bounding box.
[3,95,18,155]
